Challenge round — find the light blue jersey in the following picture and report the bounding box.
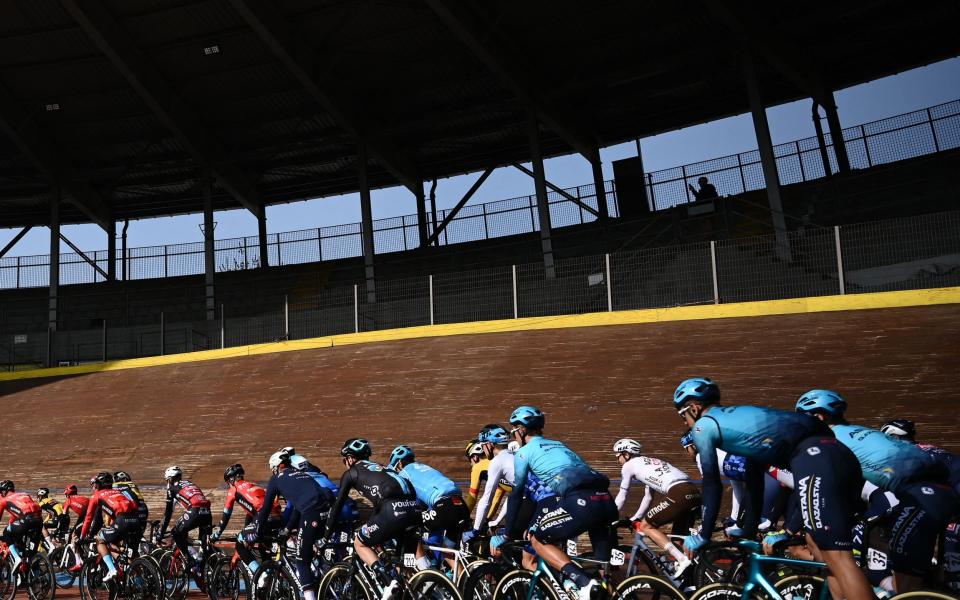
[831,424,938,492]
[398,462,459,508]
[513,436,606,497]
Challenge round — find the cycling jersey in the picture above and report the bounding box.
[160,480,210,537]
[474,450,515,531]
[62,495,90,522]
[918,443,960,492]
[525,472,555,503]
[80,488,137,539]
[397,462,459,508]
[217,479,281,538]
[39,498,65,525]
[616,455,691,521]
[831,424,940,491]
[257,468,334,536]
[0,492,41,522]
[285,463,358,525]
[113,482,148,523]
[326,460,413,532]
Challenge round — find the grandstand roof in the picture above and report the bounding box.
[0,0,956,228]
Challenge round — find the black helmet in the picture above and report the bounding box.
[113,471,132,483]
[340,438,372,460]
[0,480,14,493]
[37,488,50,500]
[224,464,245,482]
[91,472,113,489]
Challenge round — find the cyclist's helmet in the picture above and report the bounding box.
[680,430,695,449]
[37,488,50,500]
[613,438,643,456]
[478,424,510,445]
[91,472,113,489]
[673,378,720,410]
[164,465,183,480]
[224,464,245,482]
[341,438,372,460]
[507,441,520,452]
[795,389,847,416]
[280,446,296,456]
[509,405,545,430]
[64,484,78,496]
[0,480,13,494]
[388,445,415,469]
[268,451,290,473]
[464,440,484,458]
[113,471,132,483]
[290,455,311,471]
[881,419,917,441]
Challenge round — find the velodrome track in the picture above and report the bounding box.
[1,290,957,494]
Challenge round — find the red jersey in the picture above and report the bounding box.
[224,480,281,518]
[63,495,90,518]
[166,480,210,510]
[80,488,137,539]
[0,492,41,522]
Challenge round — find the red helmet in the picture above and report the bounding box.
[64,484,78,496]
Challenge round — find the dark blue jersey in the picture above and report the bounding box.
[256,468,333,536]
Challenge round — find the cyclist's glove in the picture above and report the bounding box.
[682,533,706,553]
[210,530,221,542]
[490,535,507,551]
[461,529,478,543]
[763,530,789,547]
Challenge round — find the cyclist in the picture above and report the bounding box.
[613,438,700,577]
[289,453,359,527]
[389,445,470,569]
[211,463,282,576]
[79,472,139,582]
[112,471,149,552]
[254,451,335,600]
[324,438,423,600]
[0,480,43,573]
[681,429,749,532]
[796,391,960,593]
[36,487,68,547]
[158,465,212,579]
[675,378,873,600]
[503,405,617,600]
[469,425,515,539]
[61,484,90,571]
[882,418,960,495]
[464,438,510,522]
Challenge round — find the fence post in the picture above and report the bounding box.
[102,318,107,362]
[284,294,289,340]
[927,108,941,152]
[834,226,846,295]
[160,311,165,356]
[795,141,806,181]
[15,256,19,289]
[482,204,489,240]
[317,228,323,262]
[605,254,613,312]
[428,275,435,325]
[353,284,359,333]
[861,125,873,167]
[736,154,748,193]
[528,196,537,232]
[647,173,656,210]
[220,304,225,349]
[512,265,518,319]
[681,164,690,202]
[710,241,719,304]
[163,245,168,278]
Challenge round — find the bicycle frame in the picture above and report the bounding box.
[527,557,576,600]
[739,541,827,600]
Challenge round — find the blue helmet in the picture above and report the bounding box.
[509,405,545,430]
[680,430,695,449]
[795,389,847,416]
[340,438,372,460]
[479,424,510,445]
[388,445,415,468]
[673,378,720,409]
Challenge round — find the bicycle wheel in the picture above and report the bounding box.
[125,557,164,600]
[26,553,56,600]
[157,551,188,600]
[211,561,251,600]
[47,547,76,590]
[455,560,491,592]
[693,543,746,589]
[688,582,744,600]
[405,568,463,600]
[491,570,558,600]
[79,560,117,600]
[318,564,372,600]
[250,561,297,600]
[772,574,825,600]
[614,575,685,600]
[460,561,506,600]
[889,593,959,599]
[0,557,16,600]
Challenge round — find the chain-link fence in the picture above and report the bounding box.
[1,209,957,371]
[2,99,957,291]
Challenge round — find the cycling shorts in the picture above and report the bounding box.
[644,482,701,530]
[532,488,617,561]
[422,495,470,544]
[889,481,960,576]
[357,497,424,547]
[1,515,42,545]
[98,514,138,544]
[789,435,862,551]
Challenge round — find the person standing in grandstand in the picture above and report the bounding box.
[211,463,282,576]
[675,378,874,600]
[503,406,617,600]
[613,438,700,577]
[795,392,960,593]
[0,480,42,574]
[79,472,138,582]
[158,466,212,578]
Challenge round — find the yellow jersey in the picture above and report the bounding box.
[39,497,64,525]
[465,459,511,519]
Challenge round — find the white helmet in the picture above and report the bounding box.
[613,438,642,456]
[290,455,309,471]
[269,451,290,472]
[280,446,295,455]
[507,441,520,453]
[164,465,182,480]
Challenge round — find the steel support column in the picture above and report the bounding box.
[511,163,600,218]
[590,149,609,219]
[743,55,791,261]
[358,146,376,303]
[106,221,116,281]
[822,93,851,174]
[812,102,833,177]
[49,190,60,338]
[528,112,556,278]
[414,183,428,248]
[203,171,216,321]
[425,168,493,246]
[257,205,269,268]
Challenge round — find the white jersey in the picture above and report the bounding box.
[615,456,691,521]
[474,449,515,531]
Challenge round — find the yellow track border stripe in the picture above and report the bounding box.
[2,286,957,382]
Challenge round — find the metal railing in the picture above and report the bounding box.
[1,209,957,370]
[0,99,958,290]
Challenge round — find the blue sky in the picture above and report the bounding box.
[4,57,960,257]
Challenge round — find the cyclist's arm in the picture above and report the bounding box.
[614,463,632,512]
[691,418,723,541]
[632,485,653,521]
[324,469,354,537]
[214,487,237,538]
[503,450,530,536]
[79,494,99,539]
[159,486,174,536]
[255,477,280,537]
[473,457,505,531]
[464,465,485,511]
[488,494,509,528]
